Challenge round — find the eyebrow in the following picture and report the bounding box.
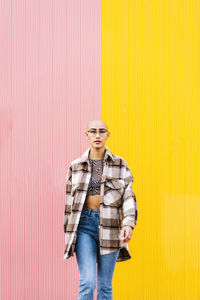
[89,128,107,130]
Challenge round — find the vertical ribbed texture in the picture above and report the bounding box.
[102,0,200,299]
[0,0,101,299]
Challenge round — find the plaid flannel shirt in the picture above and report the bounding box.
[64,146,138,262]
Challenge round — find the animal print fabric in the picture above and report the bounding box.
[86,158,104,195]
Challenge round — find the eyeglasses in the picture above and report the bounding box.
[87,129,109,137]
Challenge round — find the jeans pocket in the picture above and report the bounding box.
[79,214,88,223]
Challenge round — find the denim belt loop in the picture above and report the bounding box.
[82,207,100,216]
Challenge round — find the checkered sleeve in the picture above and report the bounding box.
[64,164,72,233]
[122,163,138,230]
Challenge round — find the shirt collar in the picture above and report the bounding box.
[79,145,115,164]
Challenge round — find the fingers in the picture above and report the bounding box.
[122,226,132,243]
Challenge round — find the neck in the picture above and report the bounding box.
[89,146,106,160]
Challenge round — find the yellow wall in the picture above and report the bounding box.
[101,0,200,299]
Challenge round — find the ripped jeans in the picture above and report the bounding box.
[75,207,120,300]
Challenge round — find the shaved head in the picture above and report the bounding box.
[85,119,110,149]
[87,120,108,131]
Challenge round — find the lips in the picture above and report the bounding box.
[95,141,101,143]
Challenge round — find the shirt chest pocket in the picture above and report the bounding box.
[71,183,79,196]
[104,179,125,207]
[70,183,80,209]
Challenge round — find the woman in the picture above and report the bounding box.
[64,119,138,300]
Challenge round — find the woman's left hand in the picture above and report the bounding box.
[122,225,133,243]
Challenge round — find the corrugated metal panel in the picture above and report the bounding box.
[0,0,101,299]
[102,0,200,299]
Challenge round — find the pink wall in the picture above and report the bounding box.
[0,0,101,299]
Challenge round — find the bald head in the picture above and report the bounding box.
[87,120,108,131]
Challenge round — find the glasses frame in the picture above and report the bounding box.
[87,129,109,137]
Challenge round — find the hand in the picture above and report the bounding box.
[121,225,133,243]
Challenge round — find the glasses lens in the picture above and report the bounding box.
[88,130,107,136]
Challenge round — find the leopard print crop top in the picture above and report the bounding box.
[86,158,104,196]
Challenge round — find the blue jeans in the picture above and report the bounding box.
[75,207,120,300]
